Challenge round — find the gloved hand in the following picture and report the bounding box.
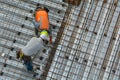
[50,36,52,44]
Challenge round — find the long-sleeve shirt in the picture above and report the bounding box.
[21,37,44,56]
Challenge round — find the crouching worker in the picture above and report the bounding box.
[33,6,52,44]
[16,30,49,71]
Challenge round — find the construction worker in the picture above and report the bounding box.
[33,6,52,44]
[16,30,49,72]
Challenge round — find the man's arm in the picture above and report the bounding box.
[33,20,41,37]
[48,25,52,44]
[33,20,40,29]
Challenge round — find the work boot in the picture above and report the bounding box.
[33,65,40,71]
[33,73,39,78]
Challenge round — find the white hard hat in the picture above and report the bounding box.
[40,30,49,41]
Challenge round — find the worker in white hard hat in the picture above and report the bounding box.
[16,30,49,72]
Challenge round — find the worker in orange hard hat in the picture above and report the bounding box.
[33,6,52,44]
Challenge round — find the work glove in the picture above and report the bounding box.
[50,36,52,44]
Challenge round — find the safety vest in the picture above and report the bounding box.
[40,30,48,36]
[40,30,49,41]
[35,9,49,30]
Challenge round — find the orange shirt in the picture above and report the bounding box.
[35,10,49,30]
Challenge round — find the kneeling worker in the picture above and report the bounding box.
[16,30,49,71]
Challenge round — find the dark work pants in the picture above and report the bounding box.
[23,56,33,71]
[24,60,33,71]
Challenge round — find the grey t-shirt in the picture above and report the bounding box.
[22,37,44,56]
